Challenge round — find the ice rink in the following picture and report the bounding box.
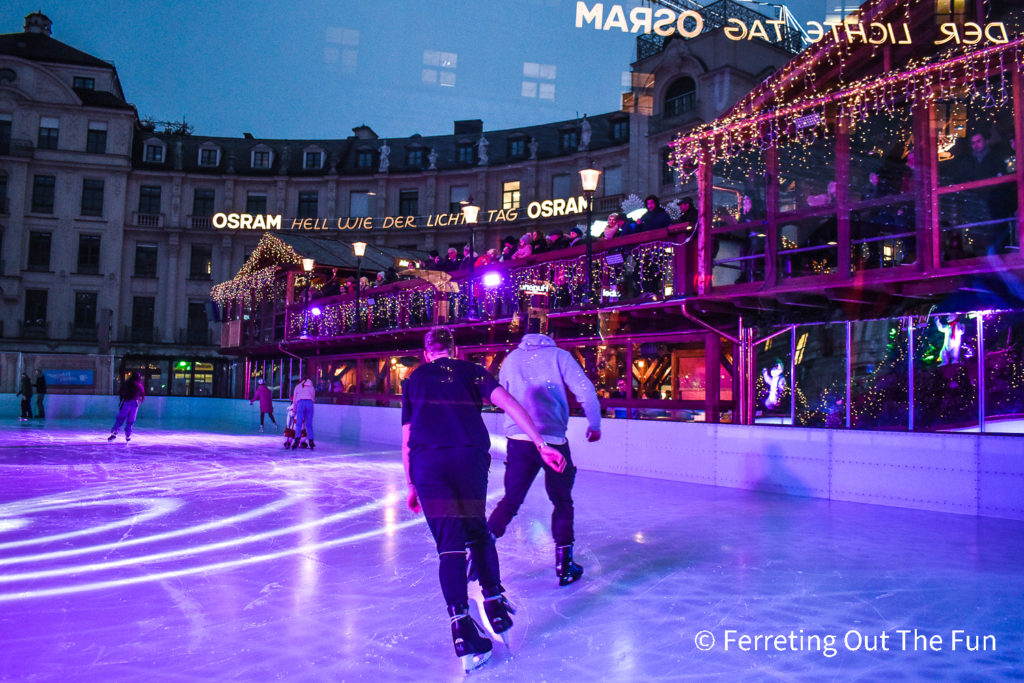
[1,417,1022,681]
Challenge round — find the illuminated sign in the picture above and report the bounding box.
[520,283,552,295]
[574,1,1011,46]
[211,198,586,233]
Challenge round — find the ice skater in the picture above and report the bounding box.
[16,372,33,421]
[402,326,565,673]
[485,323,601,587]
[108,371,145,442]
[250,379,277,432]
[290,377,315,450]
[35,370,47,419]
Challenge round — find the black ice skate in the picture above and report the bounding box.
[556,544,584,586]
[481,594,516,646]
[448,604,492,673]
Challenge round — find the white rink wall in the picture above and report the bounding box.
[6,395,1023,522]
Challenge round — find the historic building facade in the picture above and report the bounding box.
[0,10,794,396]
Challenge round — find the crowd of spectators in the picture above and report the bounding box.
[420,194,696,272]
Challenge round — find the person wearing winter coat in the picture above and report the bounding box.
[108,371,146,442]
[16,373,33,420]
[250,379,277,432]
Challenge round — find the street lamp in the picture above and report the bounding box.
[461,200,480,320]
[300,258,315,338]
[352,241,367,332]
[579,167,602,305]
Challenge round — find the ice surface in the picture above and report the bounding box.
[1,419,1022,680]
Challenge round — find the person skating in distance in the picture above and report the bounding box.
[401,326,565,673]
[486,319,601,586]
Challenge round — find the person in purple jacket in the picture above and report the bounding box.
[108,371,146,442]
[250,379,277,432]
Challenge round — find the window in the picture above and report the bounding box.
[252,149,271,169]
[406,148,424,168]
[77,234,101,274]
[449,185,469,214]
[0,116,10,156]
[73,76,95,90]
[86,122,107,153]
[131,296,155,342]
[508,137,526,158]
[81,179,104,216]
[31,175,55,213]
[665,76,697,117]
[304,151,322,169]
[356,149,373,168]
[190,244,212,279]
[37,116,59,150]
[134,243,158,278]
[187,302,209,344]
[144,143,164,163]
[662,148,677,185]
[559,129,578,151]
[604,166,623,196]
[611,118,629,141]
[350,191,372,217]
[399,189,418,216]
[193,189,215,217]
[73,291,97,329]
[24,290,48,328]
[138,185,161,214]
[297,191,319,218]
[246,192,267,214]
[456,144,474,165]
[199,148,219,167]
[27,232,52,271]
[551,173,571,199]
[0,173,7,213]
[502,181,521,210]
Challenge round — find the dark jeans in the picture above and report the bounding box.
[259,410,276,427]
[111,399,140,437]
[35,394,45,418]
[410,447,502,605]
[488,440,576,546]
[20,397,32,419]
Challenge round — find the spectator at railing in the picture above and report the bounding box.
[499,237,517,262]
[635,195,672,233]
[678,197,697,227]
[512,234,533,259]
[475,248,499,267]
[567,227,585,247]
[322,267,342,297]
[427,249,443,270]
[602,212,631,240]
[457,244,476,271]
[546,230,571,250]
[385,266,399,284]
[440,247,462,272]
[530,230,548,255]
[372,271,386,288]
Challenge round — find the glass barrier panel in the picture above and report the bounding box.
[777,215,839,278]
[913,313,979,431]
[850,202,917,270]
[794,324,847,428]
[850,319,909,430]
[983,312,1024,434]
[755,328,793,424]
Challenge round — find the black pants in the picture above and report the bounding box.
[20,397,32,419]
[259,410,276,427]
[410,447,502,605]
[488,440,576,546]
[35,394,45,418]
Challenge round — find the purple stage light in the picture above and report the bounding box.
[310,306,322,316]
[482,272,502,288]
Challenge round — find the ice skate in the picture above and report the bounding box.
[125,435,131,442]
[556,544,583,586]
[308,439,315,450]
[449,604,492,673]
[258,425,264,433]
[107,433,117,441]
[480,594,515,646]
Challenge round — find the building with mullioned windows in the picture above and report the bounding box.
[0,8,794,398]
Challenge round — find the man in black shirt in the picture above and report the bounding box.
[402,326,564,673]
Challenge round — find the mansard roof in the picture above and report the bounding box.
[0,30,113,69]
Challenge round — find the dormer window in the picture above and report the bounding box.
[611,117,629,142]
[251,146,272,169]
[406,147,425,168]
[143,139,165,163]
[558,128,578,151]
[303,149,323,169]
[198,143,221,167]
[356,149,373,169]
[507,135,527,158]
[73,76,95,90]
[456,143,474,165]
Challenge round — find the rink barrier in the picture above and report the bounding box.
[5,394,1022,522]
